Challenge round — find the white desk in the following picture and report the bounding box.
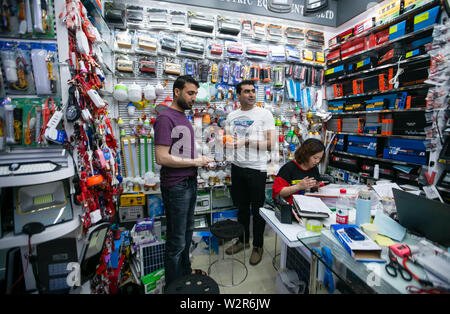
[259,208,321,269]
[260,207,432,294]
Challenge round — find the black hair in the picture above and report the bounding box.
[236,80,255,95]
[294,138,325,165]
[173,75,199,96]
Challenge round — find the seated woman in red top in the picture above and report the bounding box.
[272,138,325,205]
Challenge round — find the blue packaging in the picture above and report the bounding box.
[347,136,378,157]
[413,6,440,32]
[389,20,406,41]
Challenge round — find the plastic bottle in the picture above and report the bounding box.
[356,190,371,226]
[373,164,379,180]
[336,189,349,224]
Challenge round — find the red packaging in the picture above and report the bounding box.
[354,18,375,35]
[340,37,366,59]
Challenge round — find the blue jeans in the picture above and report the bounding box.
[161,176,197,287]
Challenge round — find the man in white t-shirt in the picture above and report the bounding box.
[224,80,275,266]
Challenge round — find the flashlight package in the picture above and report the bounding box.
[115,30,134,53]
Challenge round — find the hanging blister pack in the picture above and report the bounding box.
[104,2,125,28]
[115,30,134,52]
[226,41,244,59]
[159,32,178,56]
[170,10,187,32]
[30,42,58,95]
[286,45,301,63]
[270,45,286,63]
[178,35,205,59]
[207,39,224,60]
[0,41,35,95]
[188,11,215,36]
[126,5,144,28]
[267,24,283,42]
[246,43,268,61]
[135,31,158,55]
[115,54,135,77]
[147,8,169,29]
[217,16,241,40]
[253,22,266,40]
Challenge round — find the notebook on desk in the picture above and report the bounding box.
[292,195,330,218]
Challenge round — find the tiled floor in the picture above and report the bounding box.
[190,228,283,294]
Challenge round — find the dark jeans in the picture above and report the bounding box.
[161,176,197,287]
[231,164,267,248]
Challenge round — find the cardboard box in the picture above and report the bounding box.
[331,224,383,262]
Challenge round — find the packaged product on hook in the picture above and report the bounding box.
[163,58,182,79]
[115,30,134,52]
[147,8,169,29]
[1,41,35,95]
[270,45,286,63]
[32,0,55,37]
[253,22,266,40]
[225,40,244,59]
[285,27,305,45]
[188,11,214,36]
[30,42,58,95]
[207,39,224,60]
[170,10,187,32]
[286,45,301,63]
[246,43,268,61]
[267,24,283,42]
[126,5,144,28]
[159,32,178,56]
[217,16,241,39]
[104,2,125,28]
[137,56,157,77]
[135,31,158,55]
[178,34,205,59]
[241,20,253,36]
[115,54,135,77]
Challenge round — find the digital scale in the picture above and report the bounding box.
[13,180,73,234]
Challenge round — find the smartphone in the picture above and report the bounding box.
[344,227,365,241]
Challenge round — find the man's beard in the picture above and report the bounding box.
[178,96,193,111]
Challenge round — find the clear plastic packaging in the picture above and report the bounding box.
[241,20,253,36]
[188,11,215,37]
[246,43,268,61]
[286,45,301,63]
[207,39,224,60]
[137,56,157,77]
[217,16,241,40]
[253,22,266,40]
[134,31,158,55]
[178,34,205,59]
[115,30,134,53]
[147,8,169,29]
[126,5,145,28]
[170,10,187,32]
[30,42,59,95]
[159,32,178,56]
[270,45,286,62]
[0,41,35,95]
[225,40,244,59]
[267,24,283,42]
[116,54,135,77]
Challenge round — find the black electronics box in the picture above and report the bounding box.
[392,111,430,136]
[329,153,360,172]
[274,195,293,224]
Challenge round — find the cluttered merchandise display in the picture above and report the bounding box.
[0,0,331,294]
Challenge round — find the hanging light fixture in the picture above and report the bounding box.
[268,0,293,13]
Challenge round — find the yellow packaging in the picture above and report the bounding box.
[120,193,146,206]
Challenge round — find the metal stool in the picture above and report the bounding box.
[165,273,220,294]
[208,219,248,287]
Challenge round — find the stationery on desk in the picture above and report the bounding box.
[331,224,384,263]
[292,195,331,218]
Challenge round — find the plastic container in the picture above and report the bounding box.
[356,190,371,226]
[336,189,350,224]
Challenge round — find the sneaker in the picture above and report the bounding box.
[225,241,250,255]
[249,247,263,265]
